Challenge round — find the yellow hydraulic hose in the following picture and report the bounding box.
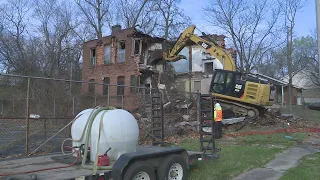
[61,107,101,156]
[80,106,115,174]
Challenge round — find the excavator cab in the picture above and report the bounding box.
[210,69,275,118]
[210,69,245,99]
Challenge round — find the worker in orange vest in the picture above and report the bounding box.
[214,103,223,139]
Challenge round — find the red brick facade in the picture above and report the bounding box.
[81,27,150,110]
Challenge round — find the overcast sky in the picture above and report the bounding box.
[179,0,317,37]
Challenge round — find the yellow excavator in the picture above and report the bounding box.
[161,25,275,119]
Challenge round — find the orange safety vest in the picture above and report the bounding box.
[214,108,223,122]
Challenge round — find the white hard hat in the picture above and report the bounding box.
[215,103,221,107]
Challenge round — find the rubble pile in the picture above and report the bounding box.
[135,106,311,145]
[133,94,200,145]
[135,108,199,145]
[253,108,304,128]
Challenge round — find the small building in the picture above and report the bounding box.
[249,73,304,106]
[281,70,320,104]
[171,34,237,94]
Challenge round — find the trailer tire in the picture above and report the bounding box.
[157,154,188,180]
[123,162,156,180]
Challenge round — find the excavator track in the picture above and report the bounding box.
[214,98,263,120]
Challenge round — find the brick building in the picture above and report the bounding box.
[81,25,238,110]
[81,25,165,110]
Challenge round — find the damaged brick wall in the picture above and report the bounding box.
[81,27,145,110]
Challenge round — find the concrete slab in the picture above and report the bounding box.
[233,168,284,180]
[266,147,320,171]
[222,117,245,125]
[233,147,320,180]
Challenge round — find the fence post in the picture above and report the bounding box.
[187,93,189,114]
[44,118,47,141]
[143,87,146,100]
[25,77,31,154]
[1,99,3,115]
[53,97,56,123]
[94,95,97,106]
[196,90,200,133]
[72,96,75,117]
[121,95,124,109]
[12,98,15,116]
[107,86,110,106]
[53,97,56,117]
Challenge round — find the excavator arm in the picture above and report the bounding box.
[163,25,236,72]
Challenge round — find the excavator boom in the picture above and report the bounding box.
[163,25,236,71]
[160,25,274,119]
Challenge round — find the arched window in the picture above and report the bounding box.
[88,79,95,93]
[103,77,110,95]
[130,75,138,94]
[117,76,125,95]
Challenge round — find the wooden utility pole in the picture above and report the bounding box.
[189,46,192,101]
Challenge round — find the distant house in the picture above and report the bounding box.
[281,70,320,104]
[171,34,237,94]
[249,73,304,106]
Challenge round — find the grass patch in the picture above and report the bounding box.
[280,152,320,180]
[280,105,320,121]
[189,145,283,180]
[179,138,283,180]
[177,132,309,180]
[232,132,307,147]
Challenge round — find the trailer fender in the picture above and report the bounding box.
[111,146,187,180]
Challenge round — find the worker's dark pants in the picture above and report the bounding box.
[214,121,223,139]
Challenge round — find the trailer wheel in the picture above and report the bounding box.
[123,162,156,180]
[157,154,188,180]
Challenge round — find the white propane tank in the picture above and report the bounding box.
[71,108,139,162]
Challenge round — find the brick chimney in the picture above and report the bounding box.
[111,25,122,35]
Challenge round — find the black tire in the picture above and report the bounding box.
[157,154,188,180]
[123,162,156,180]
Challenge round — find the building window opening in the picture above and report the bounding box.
[90,49,96,67]
[117,76,125,96]
[103,77,110,95]
[88,79,95,94]
[204,62,214,73]
[193,81,201,92]
[132,39,142,55]
[118,41,126,63]
[104,45,111,64]
[130,75,138,94]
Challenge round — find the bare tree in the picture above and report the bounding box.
[256,35,316,79]
[0,0,35,74]
[293,34,319,87]
[74,0,113,43]
[278,0,307,112]
[34,0,76,78]
[116,0,158,34]
[309,28,320,87]
[204,0,282,73]
[155,0,192,41]
[255,49,286,78]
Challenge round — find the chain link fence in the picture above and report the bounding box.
[0,74,201,157]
